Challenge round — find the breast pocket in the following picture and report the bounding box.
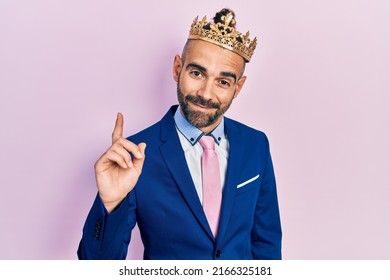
[236,174,261,195]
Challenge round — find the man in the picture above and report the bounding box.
[78,8,282,260]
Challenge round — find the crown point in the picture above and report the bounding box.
[188,9,257,62]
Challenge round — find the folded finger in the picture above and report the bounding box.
[110,144,133,168]
[105,149,130,169]
[114,138,143,159]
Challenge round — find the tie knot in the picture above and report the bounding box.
[199,135,215,150]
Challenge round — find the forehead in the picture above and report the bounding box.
[183,40,245,75]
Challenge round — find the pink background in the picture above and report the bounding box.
[1,0,389,259]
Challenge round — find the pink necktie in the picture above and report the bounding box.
[199,136,222,237]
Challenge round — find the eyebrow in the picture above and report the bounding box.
[186,62,206,73]
[221,71,237,84]
[186,62,237,84]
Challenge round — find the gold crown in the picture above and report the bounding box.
[188,11,257,62]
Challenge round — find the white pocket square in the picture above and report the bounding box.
[237,174,260,189]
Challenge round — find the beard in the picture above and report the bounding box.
[177,81,234,129]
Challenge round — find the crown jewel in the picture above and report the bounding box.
[188,9,257,62]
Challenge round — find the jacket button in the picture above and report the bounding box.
[215,250,222,258]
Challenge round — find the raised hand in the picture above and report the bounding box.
[94,113,146,213]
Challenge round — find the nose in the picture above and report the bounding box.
[197,79,214,101]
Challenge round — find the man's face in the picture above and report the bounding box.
[173,40,247,132]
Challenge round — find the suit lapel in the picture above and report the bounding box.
[159,107,214,239]
[216,118,244,245]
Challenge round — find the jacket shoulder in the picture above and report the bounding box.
[225,117,268,142]
[125,106,176,144]
[125,120,161,144]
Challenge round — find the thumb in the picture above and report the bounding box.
[138,142,147,155]
[133,143,147,171]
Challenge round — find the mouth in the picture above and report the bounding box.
[196,103,210,109]
[189,101,213,110]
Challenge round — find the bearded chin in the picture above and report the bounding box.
[177,82,232,129]
[183,107,219,128]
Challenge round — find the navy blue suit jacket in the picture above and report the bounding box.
[78,106,282,259]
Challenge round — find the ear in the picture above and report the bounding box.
[233,75,247,98]
[173,55,182,82]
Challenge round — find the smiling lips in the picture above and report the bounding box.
[186,95,220,110]
[191,101,213,110]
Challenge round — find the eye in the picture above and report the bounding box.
[190,70,203,78]
[219,79,231,88]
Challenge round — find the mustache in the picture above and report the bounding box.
[185,95,220,109]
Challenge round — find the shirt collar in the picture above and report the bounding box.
[174,105,224,146]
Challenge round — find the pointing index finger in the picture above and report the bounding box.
[112,112,124,143]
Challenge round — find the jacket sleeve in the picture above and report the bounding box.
[77,190,137,259]
[251,135,282,259]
